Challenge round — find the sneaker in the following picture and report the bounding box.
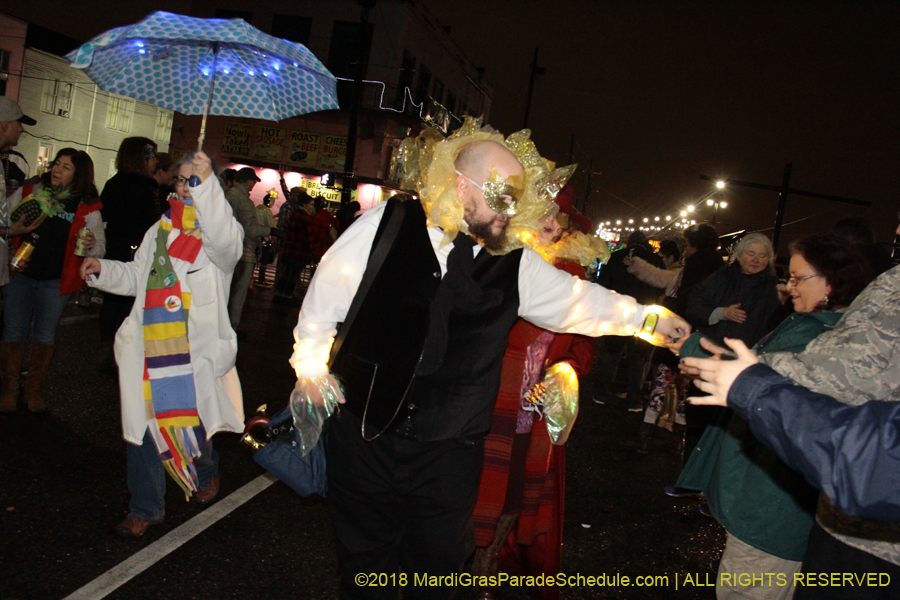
[616,392,627,399]
[115,513,163,538]
[627,400,644,412]
[698,503,714,518]
[194,472,219,505]
[664,485,703,499]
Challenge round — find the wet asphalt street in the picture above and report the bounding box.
[1,282,724,600]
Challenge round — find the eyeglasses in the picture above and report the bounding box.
[454,169,518,216]
[172,175,189,187]
[786,273,821,287]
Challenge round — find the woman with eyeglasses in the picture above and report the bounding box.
[81,152,244,538]
[674,234,874,599]
[98,137,163,371]
[0,148,105,412]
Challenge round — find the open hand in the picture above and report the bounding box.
[679,337,728,375]
[723,303,747,323]
[683,338,758,406]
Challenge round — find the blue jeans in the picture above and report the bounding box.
[1,275,71,344]
[127,429,219,521]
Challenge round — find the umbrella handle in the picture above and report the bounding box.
[192,43,219,187]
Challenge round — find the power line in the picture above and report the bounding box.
[22,130,119,153]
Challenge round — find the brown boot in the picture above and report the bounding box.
[0,342,25,412]
[473,513,518,598]
[24,343,54,412]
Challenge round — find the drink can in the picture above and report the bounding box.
[10,238,36,271]
[74,228,90,257]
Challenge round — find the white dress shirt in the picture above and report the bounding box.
[291,201,646,378]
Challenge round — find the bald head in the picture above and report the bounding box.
[454,140,522,183]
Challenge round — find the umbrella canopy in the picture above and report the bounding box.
[66,11,340,122]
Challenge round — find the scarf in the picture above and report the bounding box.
[143,193,205,497]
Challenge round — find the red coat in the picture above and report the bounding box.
[12,182,102,295]
[473,258,595,600]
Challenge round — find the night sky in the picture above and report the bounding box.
[421,0,899,252]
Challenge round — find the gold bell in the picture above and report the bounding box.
[240,404,272,453]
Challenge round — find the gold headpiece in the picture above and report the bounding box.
[393,117,582,255]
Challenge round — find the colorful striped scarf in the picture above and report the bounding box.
[144,194,204,497]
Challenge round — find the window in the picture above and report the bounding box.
[415,64,431,103]
[41,79,73,117]
[431,78,444,105]
[106,95,135,132]
[215,9,252,23]
[395,49,416,110]
[446,90,457,115]
[36,144,54,176]
[0,50,9,97]
[271,14,312,45]
[155,109,173,142]
[327,20,372,79]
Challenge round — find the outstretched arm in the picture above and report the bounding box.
[685,338,900,522]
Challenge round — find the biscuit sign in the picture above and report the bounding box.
[317,135,347,170]
[222,121,252,157]
[301,179,341,204]
[251,125,286,161]
[285,130,320,168]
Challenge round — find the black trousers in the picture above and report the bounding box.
[595,335,653,404]
[99,292,135,342]
[326,411,485,600]
[794,522,900,599]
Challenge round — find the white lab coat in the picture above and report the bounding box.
[89,176,245,444]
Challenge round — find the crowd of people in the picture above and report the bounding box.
[1,97,899,600]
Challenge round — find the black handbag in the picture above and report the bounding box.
[241,198,408,496]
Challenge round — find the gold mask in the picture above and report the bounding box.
[456,169,522,215]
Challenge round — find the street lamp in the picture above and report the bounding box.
[716,180,726,189]
[708,197,727,225]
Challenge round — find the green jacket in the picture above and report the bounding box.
[677,310,842,560]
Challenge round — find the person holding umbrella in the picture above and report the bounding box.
[81,152,244,538]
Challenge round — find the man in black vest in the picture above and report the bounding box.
[290,138,689,599]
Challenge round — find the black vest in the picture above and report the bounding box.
[330,198,523,441]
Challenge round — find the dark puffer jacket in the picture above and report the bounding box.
[685,261,780,346]
[598,242,666,305]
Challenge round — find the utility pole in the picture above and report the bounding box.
[342,0,376,206]
[583,156,594,213]
[701,164,870,253]
[522,47,545,129]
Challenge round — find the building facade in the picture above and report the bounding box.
[14,48,173,184]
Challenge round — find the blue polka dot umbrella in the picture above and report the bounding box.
[67,11,339,149]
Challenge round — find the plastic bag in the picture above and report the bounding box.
[535,362,580,446]
[289,374,343,457]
